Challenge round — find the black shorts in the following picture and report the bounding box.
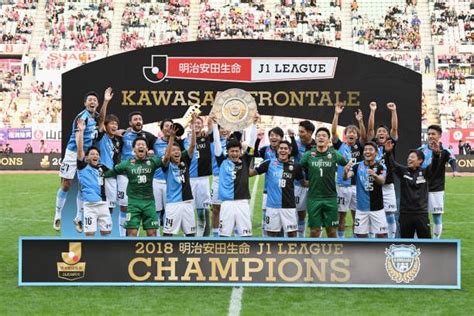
[400,212,431,239]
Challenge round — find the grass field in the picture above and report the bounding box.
[0,173,473,315]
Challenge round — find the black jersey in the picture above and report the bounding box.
[186,134,213,177]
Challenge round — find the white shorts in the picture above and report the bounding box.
[190,176,211,209]
[117,174,128,207]
[105,177,117,209]
[262,193,267,210]
[265,207,298,233]
[354,210,387,235]
[59,148,77,179]
[219,200,252,237]
[163,201,196,235]
[153,179,167,211]
[83,201,113,233]
[428,191,444,214]
[337,185,357,212]
[382,183,397,213]
[295,185,308,212]
[211,176,221,205]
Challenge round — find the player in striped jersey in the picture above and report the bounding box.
[76,119,112,237]
[331,102,367,238]
[254,127,284,237]
[250,141,305,237]
[53,88,112,233]
[152,118,174,235]
[290,120,316,237]
[367,101,399,238]
[162,115,197,236]
[344,142,387,238]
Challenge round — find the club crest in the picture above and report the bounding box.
[385,244,421,283]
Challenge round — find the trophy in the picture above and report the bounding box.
[210,88,257,132]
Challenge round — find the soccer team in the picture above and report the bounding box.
[52,88,459,239]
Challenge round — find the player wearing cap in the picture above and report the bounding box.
[331,102,367,238]
[299,127,348,238]
[367,101,398,238]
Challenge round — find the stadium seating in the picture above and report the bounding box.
[0,0,36,52]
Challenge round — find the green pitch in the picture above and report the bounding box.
[0,174,472,315]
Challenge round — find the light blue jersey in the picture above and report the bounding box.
[66,110,98,152]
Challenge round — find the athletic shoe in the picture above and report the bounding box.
[73,218,83,233]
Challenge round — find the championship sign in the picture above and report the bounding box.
[19,238,460,288]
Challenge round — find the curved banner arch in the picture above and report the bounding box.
[63,40,421,159]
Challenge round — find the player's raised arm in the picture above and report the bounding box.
[387,102,398,140]
[163,125,178,166]
[367,101,377,140]
[249,159,269,177]
[332,102,344,143]
[425,141,442,180]
[384,140,403,176]
[342,160,354,180]
[288,128,298,157]
[98,87,113,131]
[187,113,197,157]
[76,119,86,161]
[210,114,223,157]
[356,109,367,143]
[247,112,260,151]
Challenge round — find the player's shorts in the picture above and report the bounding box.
[262,192,267,210]
[163,200,196,235]
[307,198,338,228]
[354,209,388,235]
[219,199,252,237]
[190,176,211,209]
[105,177,117,209]
[265,207,298,233]
[83,201,112,233]
[211,176,221,205]
[153,179,167,212]
[59,148,77,179]
[382,183,397,213]
[337,185,357,212]
[117,174,129,207]
[125,198,158,230]
[428,191,444,214]
[295,185,308,212]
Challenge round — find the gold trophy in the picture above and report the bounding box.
[210,88,257,132]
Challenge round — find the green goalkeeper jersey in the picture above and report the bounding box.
[105,156,162,200]
[299,147,347,199]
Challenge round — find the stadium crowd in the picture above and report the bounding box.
[0,0,36,47]
[431,0,473,45]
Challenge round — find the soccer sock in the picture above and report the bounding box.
[119,212,127,237]
[298,219,305,238]
[213,228,219,237]
[75,194,84,221]
[386,213,396,238]
[261,209,267,237]
[197,208,206,237]
[433,214,442,239]
[55,189,67,218]
[156,211,162,237]
[337,230,345,238]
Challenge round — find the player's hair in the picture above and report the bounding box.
[427,124,442,134]
[132,136,147,148]
[160,118,173,130]
[268,127,284,138]
[409,149,425,162]
[377,124,390,133]
[299,120,315,134]
[226,138,242,150]
[279,140,292,149]
[128,111,142,122]
[83,91,98,103]
[364,141,378,151]
[105,114,119,126]
[316,127,331,138]
[171,141,181,149]
[86,146,100,156]
[344,125,360,136]
[194,116,203,123]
